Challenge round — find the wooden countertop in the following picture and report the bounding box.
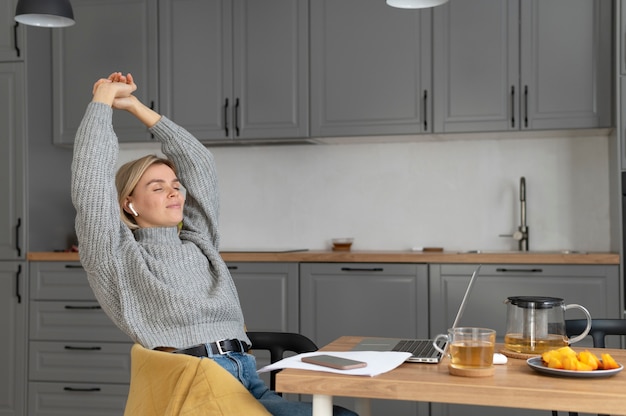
[27,250,619,264]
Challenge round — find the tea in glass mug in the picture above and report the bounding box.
[449,339,495,369]
[434,327,496,370]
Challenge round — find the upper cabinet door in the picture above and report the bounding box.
[0,0,24,62]
[433,0,519,133]
[52,0,159,145]
[520,0,612,130]
[621,0,626,76]
[231,0,309,140]
[159,0,308,142]
[310,0,432,138]
[0,63,25,260]
[159,0,233,140]
[434,0,612,134]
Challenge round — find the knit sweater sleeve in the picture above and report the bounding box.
[70,102,133,323]
[149,117,221,247]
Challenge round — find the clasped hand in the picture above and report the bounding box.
[92,72,138,110]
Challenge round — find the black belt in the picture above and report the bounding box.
[173,339,250,357]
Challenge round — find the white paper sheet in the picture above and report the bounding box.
[257,350,412,377]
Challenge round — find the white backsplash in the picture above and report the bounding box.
[118,131,612,252]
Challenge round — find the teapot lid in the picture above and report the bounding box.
[507,296,563,309]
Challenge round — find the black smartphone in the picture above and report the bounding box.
[301,354,367,370]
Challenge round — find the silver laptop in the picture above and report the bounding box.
[351,265,481,363]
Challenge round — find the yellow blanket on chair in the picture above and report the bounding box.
[124,344,271,416]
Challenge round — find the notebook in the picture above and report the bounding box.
[351,265,482,363]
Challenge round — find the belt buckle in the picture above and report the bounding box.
[216,339,228,355]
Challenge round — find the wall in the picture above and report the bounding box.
[117,129,612,253]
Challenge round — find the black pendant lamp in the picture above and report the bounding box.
[386,0,448,8]
[15,0,75,28]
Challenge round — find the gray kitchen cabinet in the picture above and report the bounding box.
[300,263,429,416]
[52,0,158,145]
[28,262,131,416]
[310,0,432,138]
[0,0,24,62]
[621,0,626,76]
[228,262,299,333]
[433,0,612,133]
[429,263,621,416]
[0,262,26,416]
[228,262,299,392]
[0,62,25,260]
[158,0,308,142]
[621,77,626,169]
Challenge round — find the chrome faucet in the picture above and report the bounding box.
[500,176,529,251]
[514,177,529,251]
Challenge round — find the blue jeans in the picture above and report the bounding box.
[207,350,358,416]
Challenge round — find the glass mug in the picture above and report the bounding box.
[433,327,496,370]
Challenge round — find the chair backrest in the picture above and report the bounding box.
[565,319,626,348]
[247,331,318,391]
[561,319,626,416]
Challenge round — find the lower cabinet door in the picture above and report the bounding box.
[300,263,430,416]
[28,382,129,416]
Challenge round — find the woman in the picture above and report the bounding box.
[71,72,356,416]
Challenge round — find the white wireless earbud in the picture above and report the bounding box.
[128,203,138,217]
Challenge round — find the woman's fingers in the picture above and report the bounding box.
[92,72,137,97]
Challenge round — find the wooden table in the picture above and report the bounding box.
[275,336,626,416]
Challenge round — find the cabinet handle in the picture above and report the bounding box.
[63,387,101,392]
[227,266,238,271]
[64,345,102,351]
[510,85,515,128]
[340,267,384,272]
[234,98,240,136]
[15,218,21,257]
[13,22,20,57]
[423,90,428,131]
[15,264,22,304]
[65,305,102,310]
[224,98,229,136]
[149,101,156,139]
[65,264,84,269]
[523,85,528,128]
[496,268,543,273]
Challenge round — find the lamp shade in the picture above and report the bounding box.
[386,0,448,9]
[15,0,75,27]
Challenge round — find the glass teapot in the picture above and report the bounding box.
[504,296,591,354]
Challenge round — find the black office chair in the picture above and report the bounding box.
[552,319,626,416]
[247,331,318,392]
[565,319,626,349]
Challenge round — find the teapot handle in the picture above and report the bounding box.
[564,304,592,345]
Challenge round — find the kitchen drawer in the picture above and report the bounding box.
[29,341,132,384]
[28,381,128,416]
[30,301,130,342]
[30,261,95,301]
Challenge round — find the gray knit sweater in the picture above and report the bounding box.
[71,102,249,350]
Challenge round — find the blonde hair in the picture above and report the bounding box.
[115,155,177,230]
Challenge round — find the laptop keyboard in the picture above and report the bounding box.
[393,339,440,357]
